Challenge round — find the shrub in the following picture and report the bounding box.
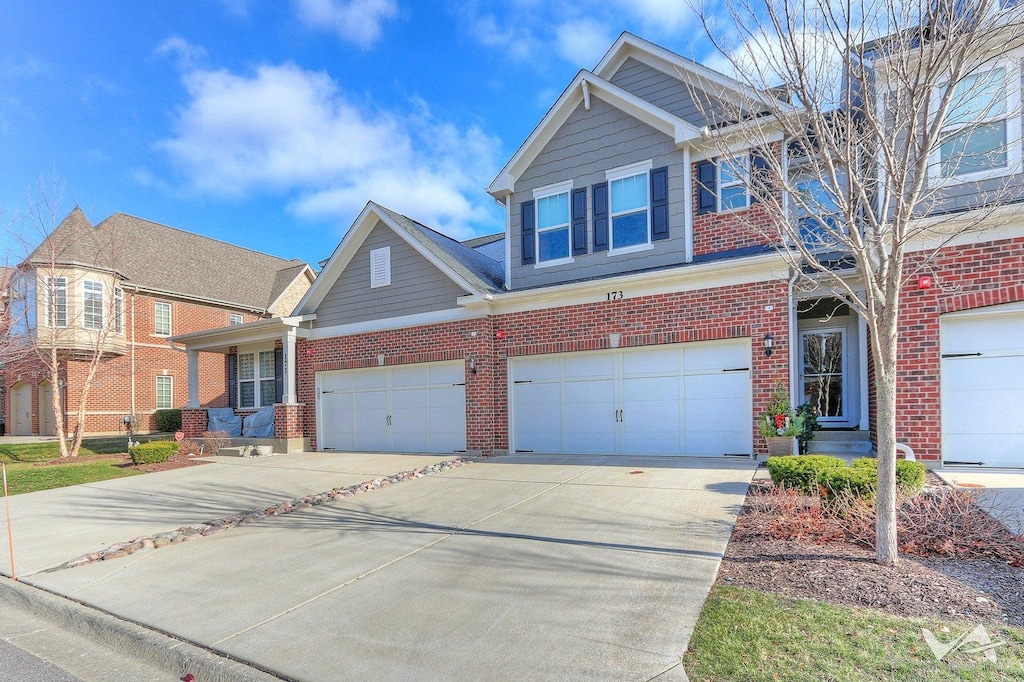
[128,441,178,465]
[818,466,877,505]
[766,455,846,494]
[851,458,927,497]
[200,431,231,456]
[154,409,182,433]
[177,439,202,457]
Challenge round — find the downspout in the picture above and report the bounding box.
[787,269,800,410]
[129,288,137,420]
[504,195,512,290]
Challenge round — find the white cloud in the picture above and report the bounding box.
[155,36,208,71]
[294,0,398,48]
[555,19,614,66]
[611,0,696,33]
[157,62,503,238]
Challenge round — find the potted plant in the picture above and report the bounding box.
[758,382,805,457]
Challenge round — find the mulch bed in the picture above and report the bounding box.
[718,470,1024,626]
[32,453,209,474]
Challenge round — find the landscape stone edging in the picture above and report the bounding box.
[52,456,476,572]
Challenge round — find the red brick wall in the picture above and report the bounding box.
[892,236,1024,462]
[4,290,263,436]
[297,279,792,455]
[690,151,779,259]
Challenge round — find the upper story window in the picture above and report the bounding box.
[793,176,843,249]
[534,180,573,264]
[607,161,653,251]
[370,246,391,288]
[45,277,67,328]
[154,301,172,336]
[83,281,103,330]
[932,59,1021,184]
[229,313,244,325]
[114,287,124,334]
[718,155,751,211]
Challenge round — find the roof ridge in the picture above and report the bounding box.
[103,212,301,265]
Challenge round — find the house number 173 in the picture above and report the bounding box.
[606,291,624,301]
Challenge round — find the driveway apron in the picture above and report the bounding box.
[16,454,754,681]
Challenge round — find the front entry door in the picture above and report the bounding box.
[800,328,848,425]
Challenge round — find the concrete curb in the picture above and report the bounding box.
[0,577,285,682]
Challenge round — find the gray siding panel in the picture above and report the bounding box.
[511,96,689,289]
[609,57,723,128]
[314,221,469,327]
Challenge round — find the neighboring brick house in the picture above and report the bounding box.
[177,33,1024,468]
[4,207,315,436]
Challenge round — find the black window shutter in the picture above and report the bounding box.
[571,188,587,256]
[520,200,536,265]
[226,354,237,409]
[696,160,717,215]
[592,182,609,252]
[750,149,771,204]
[650,166,669,241]
[274,347,284,404]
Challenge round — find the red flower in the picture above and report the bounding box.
[774,414,786,429]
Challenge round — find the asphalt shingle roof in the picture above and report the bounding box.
[28,208,310,311]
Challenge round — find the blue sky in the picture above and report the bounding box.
[0,1,717,267]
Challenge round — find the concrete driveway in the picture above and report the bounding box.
[4,453,754,681]
[935,468,1024,535]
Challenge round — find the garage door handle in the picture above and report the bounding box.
[722,367,750,372]
[941,352,982,358]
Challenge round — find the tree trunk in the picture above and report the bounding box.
[873,307,901,566]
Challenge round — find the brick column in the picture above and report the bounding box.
[274,404,305,439]
[182,408,208,438]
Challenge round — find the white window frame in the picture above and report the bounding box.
[532,179,574,267]
[929,57,1022,187]
[718,153,751,212]
[45,276,68,328]
[229,313,244,326]
[237,347,276,409]
[114,287,124,334]
[154,301,172,336]
[83,280,104,331]
[155,375,173,410]
[370,246,391,288]
[606,160,653,255]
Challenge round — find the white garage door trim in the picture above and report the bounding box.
[509,339,752,457]
[316,361,467,454]
[940,303,1024,468]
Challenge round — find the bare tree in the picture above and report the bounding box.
[691,0,1024,564]
[4,174,126,458]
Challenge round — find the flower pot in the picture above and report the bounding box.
[764,436,797,457]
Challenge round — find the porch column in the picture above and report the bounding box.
[186,350,200,408]
[282,328,297,404]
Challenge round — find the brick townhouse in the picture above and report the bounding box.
[175,32,1024,469]
[4,207,314,436]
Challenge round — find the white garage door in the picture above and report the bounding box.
[941,306,1024,468]
[510,339,752,457]
[317,361,466,454]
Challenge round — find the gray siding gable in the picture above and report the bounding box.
[608,57,725,129]
[312,221,470,328]
[510,95,688,289]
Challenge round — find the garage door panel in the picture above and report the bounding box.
[318,362,466,454]
[511,341,752,457]
[621,347,679,376]
[563,379,616,454]
[941,308,1024,468]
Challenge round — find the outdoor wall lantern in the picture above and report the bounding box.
[763,333,774,357]
[469,357,477,374]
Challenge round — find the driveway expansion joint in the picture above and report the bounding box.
[45,456,478,573]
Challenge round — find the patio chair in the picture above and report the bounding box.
[207,407,242,437]
[242,406,275,438]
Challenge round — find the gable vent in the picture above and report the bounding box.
[370,246,391,288]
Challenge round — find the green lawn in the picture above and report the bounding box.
[0,435,173,495]
[684,585,1024,681]
[1,459,140,495]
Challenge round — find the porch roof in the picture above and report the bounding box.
[169,315,315,353]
